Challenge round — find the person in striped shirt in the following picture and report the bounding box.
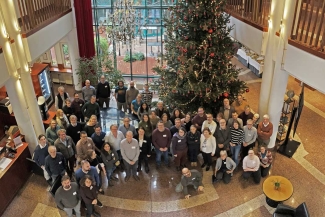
[229,120,244,166]
[141,84,153,108]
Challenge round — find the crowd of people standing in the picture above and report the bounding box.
[33,78,274,216]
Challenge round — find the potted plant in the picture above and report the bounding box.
[75,54,124,87]
[272,179,283,190]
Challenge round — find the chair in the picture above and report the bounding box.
[273,202,309,217]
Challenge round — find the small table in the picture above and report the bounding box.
[262,176,293,208]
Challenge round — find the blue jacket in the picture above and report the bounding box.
[75,166,100,187]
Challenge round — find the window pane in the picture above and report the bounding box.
[61,44,71,68]
[50,47,57,66]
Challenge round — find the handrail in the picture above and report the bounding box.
[16,0,71,34]
[225,0,271,30]
[290,0,325,57]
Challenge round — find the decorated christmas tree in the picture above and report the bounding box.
[153,0,247,114]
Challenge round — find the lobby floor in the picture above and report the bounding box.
[3,57,325,217]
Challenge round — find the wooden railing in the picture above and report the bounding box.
[225,0,272,31]
[290,0,325,58]
[17,0,71,35]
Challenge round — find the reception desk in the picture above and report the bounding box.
[0,143,31,215]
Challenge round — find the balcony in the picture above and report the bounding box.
[225,0,272,31]
[16,0,72,37]
[290,0,325,59]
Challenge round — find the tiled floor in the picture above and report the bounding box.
[3,57,325,217]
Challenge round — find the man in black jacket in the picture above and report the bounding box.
[55,86,69,110]
[96,75,111,109]
[66,115,84,145]
[213,119,231,158]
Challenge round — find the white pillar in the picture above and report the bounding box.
[68,28,82,91]
[258,0,286,115]
[0,1,45,138]
[0,10,38,153]
[5,78,39,153]
[267,0,297,148]
[69,0,82,91]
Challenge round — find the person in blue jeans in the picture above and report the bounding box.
[152,121,172,169]
[229,120,244,166]
[101,142,119,186]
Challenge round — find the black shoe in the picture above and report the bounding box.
[182,164,187,168]
[201,163,206,168]
[133,175,140,181]
[93,211,101,217]
[124,176,130,182]
[97,200,103,208]
[206,166,210,171]
[145,166,149,173]
[137,166,141,172]
[176,166,181,171]
[99,189,105,194]
[111,176,119,181]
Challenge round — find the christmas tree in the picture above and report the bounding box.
[153,0,247,114]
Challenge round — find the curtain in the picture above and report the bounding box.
[74,0,95,58]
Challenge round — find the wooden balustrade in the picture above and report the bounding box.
[225,0,272,31]
[290,0,325,58]
[17,0,71,35]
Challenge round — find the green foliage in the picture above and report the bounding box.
[62,44,69,55]
[95,37,109,55]
[152,0,247,114]
[123,52,145,62]
[75,54,124,87]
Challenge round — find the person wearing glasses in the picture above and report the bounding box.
[242,149,261,184]
[175,168,204,199]
[258,146,273,177]
[214,118,231,158]
[200,128,216,171]
[214,150,236,184]
[118,117,137,137]
[242,119,257,160]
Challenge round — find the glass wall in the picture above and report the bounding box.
[92,0,175,85]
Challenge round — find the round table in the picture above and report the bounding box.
[262,176,293,208]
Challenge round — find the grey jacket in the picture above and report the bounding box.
[120,138,140,164]
[215,157,236,171]
[54,136,76,159]
[181,170,203,195]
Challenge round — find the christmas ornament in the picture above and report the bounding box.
[223,92,229,98]
[246,89,250,93]
[208,29,213,34]
[210,53,215,57]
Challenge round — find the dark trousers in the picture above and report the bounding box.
[202,152,212,166]
[124,159,138,177]
[241,142,255,160]
[75,112,84,122]
[85,203,94,217]
[216,170,232,184]
[215,146,230,158]
[67,155,76,176]
[98,97,110,108]
[188,145,200,162]
[174,149,188,167]
[261,164,271,177]
[243,168,261,184]
[138,152,148,168]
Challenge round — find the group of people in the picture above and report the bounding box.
[34,78,275,215]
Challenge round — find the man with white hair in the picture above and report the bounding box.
[55,86,70,110]
[257,114,273,147]
[252,113,260,129]
[45,146,67,183]
[120,131,140,182]
[82,80,96,102]
[242,119,257,159]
